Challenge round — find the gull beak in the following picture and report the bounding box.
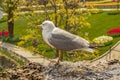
[35,25,41,29]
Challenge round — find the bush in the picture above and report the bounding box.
[93,35,113,46]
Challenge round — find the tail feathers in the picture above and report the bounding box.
[89,43,104,48]
[82,48,94,53]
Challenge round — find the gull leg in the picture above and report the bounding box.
[55,49,59,58]
[56,50,63,65]
[59,50,63,61]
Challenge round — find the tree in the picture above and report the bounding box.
[57,0,90,34]
[40,0,91,60]
[0,0,25,39]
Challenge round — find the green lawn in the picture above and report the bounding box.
[0,11,120,61]
[82,11,120,39]
[81,11,120,55]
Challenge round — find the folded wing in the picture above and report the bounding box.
[48,28,92,52]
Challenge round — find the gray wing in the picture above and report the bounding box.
[48,28,90,51]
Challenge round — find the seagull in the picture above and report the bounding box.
[40,20,94,63]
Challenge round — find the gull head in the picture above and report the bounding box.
[41,20,56,31]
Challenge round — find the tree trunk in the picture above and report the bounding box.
[7,12,14,39]
[54,7,57,26]
[63,0,69,30]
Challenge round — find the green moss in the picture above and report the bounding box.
[0,66,4,72]
[0,50,25,66]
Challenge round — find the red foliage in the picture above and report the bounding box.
[0,31,9,37]
[107,28,120,35]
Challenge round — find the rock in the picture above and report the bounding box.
[107,59,119,65]
[0,60,120,80]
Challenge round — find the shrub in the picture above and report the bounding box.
[88,5,101,14]
[107,28,120,36]
[93,35,113,45]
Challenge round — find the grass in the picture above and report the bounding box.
[0,49,25,66]
[82,11,120,39]
[81,11,120,55]
[0,67,4,72]
[0,11,120,61]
